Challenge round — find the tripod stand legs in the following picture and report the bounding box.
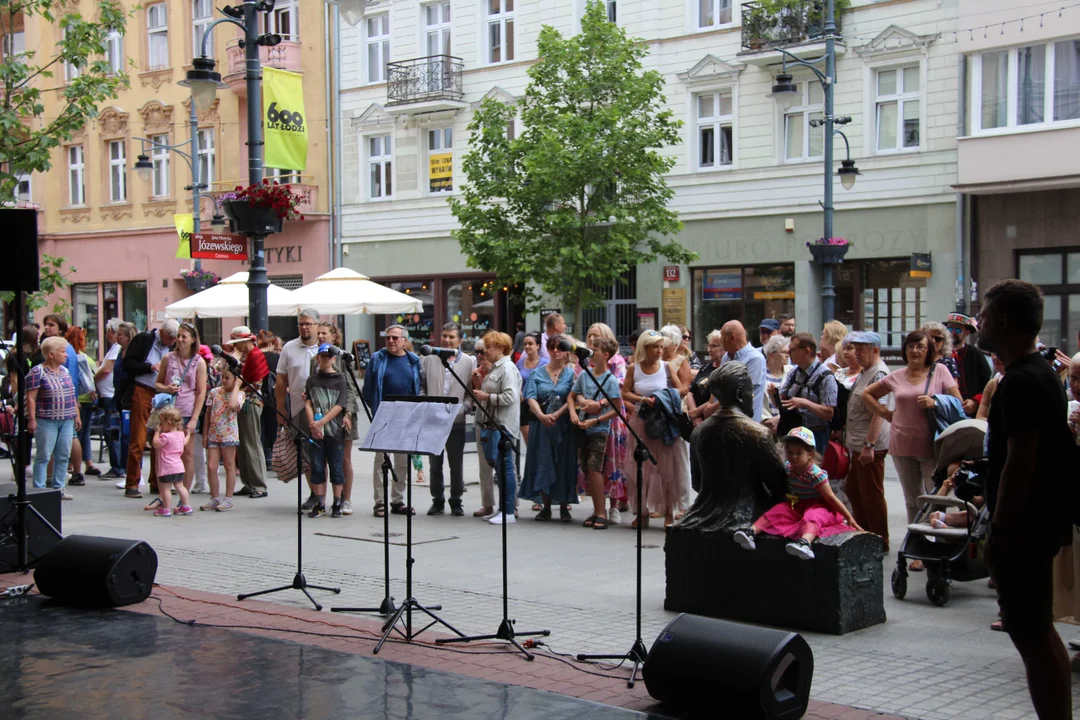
[237,572,340,612]
[332,455,397,618]
[437,618,550,660]
[577,638,649,688]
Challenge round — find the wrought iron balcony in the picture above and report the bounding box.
[386,55,465,109]
[741,1,843,52]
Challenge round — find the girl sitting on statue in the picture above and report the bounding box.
[733,426,862,560]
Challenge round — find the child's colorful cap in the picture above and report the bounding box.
[317,343,335,356]
[780,426,816,450]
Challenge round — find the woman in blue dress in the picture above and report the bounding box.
[520,335,578,521]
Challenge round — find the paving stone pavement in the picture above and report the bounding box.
[11,440,1080,720]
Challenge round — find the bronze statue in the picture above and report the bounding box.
[677,362,788,533]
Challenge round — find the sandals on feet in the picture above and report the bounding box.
[591,516,609,530]
[373,503,387,518]
[559,506,572,522]
[535,507,552,521]
[390,502,415,516]
[582,515,597,528]
[631,516,649,529]
[143,497,163,511]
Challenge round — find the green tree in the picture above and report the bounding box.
[451,0,695,330]
[0,0,131,200]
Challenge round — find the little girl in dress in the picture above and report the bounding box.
[199,364,244,513]
[151,408,191,517]
[733,426,862,560]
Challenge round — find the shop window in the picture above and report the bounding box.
[691,264,795,349]
[122,280,148,332]
[1017,248,1080,353]
[386,280,436,348]
[196,318,222,347]
[73,284,100,358]
[446,279,496,352]
[102,283,119,331]
[859,259,927,348]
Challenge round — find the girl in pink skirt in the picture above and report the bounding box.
[733,426,862,559]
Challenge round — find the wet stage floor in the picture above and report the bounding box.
[0,596,654,720]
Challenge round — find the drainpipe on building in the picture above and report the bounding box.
[333,7,344,272]
[955,54,968,313]
[324,2,336,273]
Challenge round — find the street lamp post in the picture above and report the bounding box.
[766,0,859,324]
[180,1,279,332]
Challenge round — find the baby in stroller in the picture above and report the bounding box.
[928,461,985,529]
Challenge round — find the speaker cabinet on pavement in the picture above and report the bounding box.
[642,613,813,720]
[35,536,158,608]
[0,208,41,292]
[0,484,61,568]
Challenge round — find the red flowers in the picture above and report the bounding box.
[227,180,306,221]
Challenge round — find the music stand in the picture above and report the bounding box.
[359,395,467,653]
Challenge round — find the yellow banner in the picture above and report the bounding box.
[174,213,194,259]
[429,152,453,193]
[263,67,308,171]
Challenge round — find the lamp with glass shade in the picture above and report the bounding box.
[838,159,860,190]
[766,72,802,110]
[134,154,154,184]
[178,57,226,112]
[326,0,367,26]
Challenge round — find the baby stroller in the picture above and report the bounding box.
[892,419,991,607]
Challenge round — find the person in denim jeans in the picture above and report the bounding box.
[305,345,348,518]
[26,337,82,499]
[95,319,125,477]
[472,331,521,525]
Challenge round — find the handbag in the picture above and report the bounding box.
[272,425,308,482]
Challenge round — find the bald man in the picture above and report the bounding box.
[719,320,767,422]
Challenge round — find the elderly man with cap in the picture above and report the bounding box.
[758,318,781,349]
[226,326,270,498]
[945,312,992,416]
[842,331,892,549]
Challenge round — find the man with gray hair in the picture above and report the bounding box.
[276,308,322,509]
[94,317,125,478]
[362,324,422,516]
[122,318,178,498]
[420,322,475,516]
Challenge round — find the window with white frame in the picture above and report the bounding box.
[147,3,169,69]
[368,135,392,200]
[698,0,733,29]
[197,128,215,185]
[365,14,390,83]
[425,2,451,57]
[63,28,80,81]
[109,140,127,203]
[14,171,31,203]
[150,134,169,197]
[487,0,514,64]
[193,0,214,59]
[106,29,123,75]
[266,167,301,184]
[696,91,734,169]
[2,30,25,59]
[875,65,920,152]
[68,145,85,206]
[784,81,824,161]
[264,0,298,39]
[973,40,1080,133]
[607,0,617,22]
[428,127,453,193]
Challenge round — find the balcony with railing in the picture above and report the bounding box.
[385,55,467,114]
[739,1,846,65]
[223,35,303,94]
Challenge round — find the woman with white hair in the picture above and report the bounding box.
[26,337,82,499]
[659,325,692,396]
[762,334,792,420]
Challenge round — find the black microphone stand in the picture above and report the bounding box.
[331,352,399,618]
[233,352,340,610]
[572,347,657,688]
[432,349,549,660]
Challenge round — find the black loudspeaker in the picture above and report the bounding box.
[0,485,62,568]
[0,208,40,292]
[35,535,158,608]
[642,613,813,720]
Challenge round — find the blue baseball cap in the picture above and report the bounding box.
[317,343,336,355]
[759,318,781,332]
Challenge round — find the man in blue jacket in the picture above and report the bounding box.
[362,324,421,517]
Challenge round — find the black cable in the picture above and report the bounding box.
[147,595,634,681]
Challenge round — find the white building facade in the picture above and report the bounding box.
[338,0,965,354]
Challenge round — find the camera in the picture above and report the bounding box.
[1040,345,1067,373]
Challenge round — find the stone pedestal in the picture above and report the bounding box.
[665,528,886,635]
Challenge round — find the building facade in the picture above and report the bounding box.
[4,0,332,358]
[338,0,964,354]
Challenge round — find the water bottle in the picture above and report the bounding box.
[171,374,181,388]
[314,411,324,422]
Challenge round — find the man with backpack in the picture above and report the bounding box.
[766,332,837,455]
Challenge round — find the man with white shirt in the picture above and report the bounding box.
[719,320,766,423]
[276,309,321,509]
[421,322,475,516]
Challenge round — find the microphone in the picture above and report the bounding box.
[210,344,241,371]
[420,345,458,360]
[557,338,592,359]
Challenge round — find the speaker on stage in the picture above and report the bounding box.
[0,484,62,569]
[642,613,813,720]
[34,535,157,608]
[0,208,40,292]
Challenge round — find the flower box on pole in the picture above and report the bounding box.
[219,180,306,237]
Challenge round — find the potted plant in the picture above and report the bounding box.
[180,268,221,292]
[743,4,770,50]
[807,237,851,265]
[220,180,306,237]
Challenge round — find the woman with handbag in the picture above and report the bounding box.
[146,322,207,509]
[580,322,629,523]
[63,326,101,485]
[519,335,578,522]
[863,329,961,571]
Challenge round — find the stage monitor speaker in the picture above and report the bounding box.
[642,613,813,720]
[0,485,62,569]
[0,208,40,292]
[34,535,157,608]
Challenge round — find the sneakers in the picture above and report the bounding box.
[427,503,446,516]
[200,497,222,511]
[331,499,343,518]
[68,473,86,487]
[733,529,756,551]
[191,483,209,495]
[341,500,353,516]
[488,512,516,525]
[450,504,464,517]
[608,508,622,525]
[124,488,143,499]
[248,490,268,499]
[153,507,172,517]
[175,505,194,516]
[308,501,325,519]
[216,498,235,512]
[101,469,124,480]
[302,494,318,511]
[785,539,815,560]
[57,489,73,501]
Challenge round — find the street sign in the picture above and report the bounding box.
[910,253,932,278]
[663,265,680,282]
[191,233,248,261]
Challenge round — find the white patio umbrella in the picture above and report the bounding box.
[286,267,423,315]
[165,271,299,319]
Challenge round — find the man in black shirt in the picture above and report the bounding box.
[977,279,1073,720]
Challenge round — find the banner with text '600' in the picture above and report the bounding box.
[263,67,308,172]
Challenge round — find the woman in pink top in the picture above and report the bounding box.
[863,330,961,571]
[151,408,191,517]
